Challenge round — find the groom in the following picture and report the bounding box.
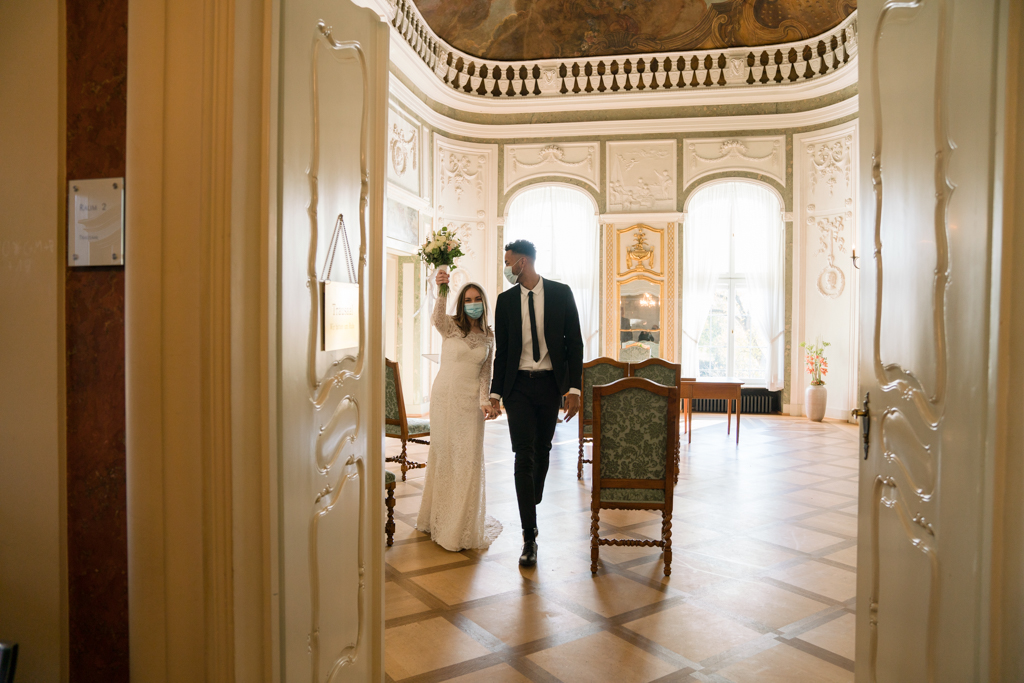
[489,240,584,567]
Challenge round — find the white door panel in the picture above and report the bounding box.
[856,0,1003,681]
[277,1,388,680]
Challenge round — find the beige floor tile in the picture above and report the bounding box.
[443,663,533,683]
[812,480,861,497]
[597,508,663,528]
[798,511,859,537]
[462,593,591,647]
[797,463,859,478]
[767,471,830,486]
[750,524,846,553]
[699,580,830,630]
[501,546,600,585]
[395,494,425,515]
[410,561,526,606]
[385,581,433,620]
[824,545,857,568]
[736,499,819,520]
[769,560,857,602]
[797,612,856,660]
[391,518,428,542]
[783,489,856,509]
[383,617,492,680]
[690,537,800,570]
[526,630,679,683]
[639,519,722,547]
[624,601,763,663]
[385,540,469,573]
[715,641,853,683]
[553,572,672,618]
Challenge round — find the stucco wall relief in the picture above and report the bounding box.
[504,142,599,192]
[683,135,785,188]
[606,140,676,213]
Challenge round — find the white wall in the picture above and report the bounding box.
[791,121,860,419]
[0,0,68,679]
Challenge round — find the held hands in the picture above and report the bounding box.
[563,393,580,422]
[488,397,502,420]
[480,402,500,420]
[435,270,450,287]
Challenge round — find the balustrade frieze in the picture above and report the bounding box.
[392,0,857,100]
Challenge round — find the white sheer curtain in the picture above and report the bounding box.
[681,184,731,377]
[504,185,601,360]
[683,181,784,387]
[735,184,785,390]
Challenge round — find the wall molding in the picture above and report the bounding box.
[390,73,859,140]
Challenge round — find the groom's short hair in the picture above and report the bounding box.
[505,239,536,260]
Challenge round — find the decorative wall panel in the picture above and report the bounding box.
[606,141,677,213]
[503,142,599,192]
[387,106,422,196]
[792,122,858,419]
[434,135,498,307]
[683,135,785,189]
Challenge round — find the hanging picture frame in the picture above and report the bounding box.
[320,213,359,352]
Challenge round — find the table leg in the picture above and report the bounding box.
[687,397,692,444]
[727,397,732,435]
[735,391,741,444]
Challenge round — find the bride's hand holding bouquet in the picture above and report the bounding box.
[418,226,464,297]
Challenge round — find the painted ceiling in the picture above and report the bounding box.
[412,0,856,61]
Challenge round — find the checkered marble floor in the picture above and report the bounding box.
[385,414,859,683]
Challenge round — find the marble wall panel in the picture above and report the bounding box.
[65,0,129,680]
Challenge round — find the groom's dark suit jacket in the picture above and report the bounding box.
[490,279,585,398]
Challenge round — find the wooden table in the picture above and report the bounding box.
[681,379,745,444]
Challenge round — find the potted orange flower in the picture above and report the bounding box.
[800,338,830,422]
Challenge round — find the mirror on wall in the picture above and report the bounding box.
[618,276,662,361]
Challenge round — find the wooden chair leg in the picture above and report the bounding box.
[673,445,680,485]
[662,508,672,577]
[590,504,600,573]
[385,484,396,547]
[400,440,408,481]
[577,438,585,480]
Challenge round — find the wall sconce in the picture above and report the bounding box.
[851,248,860,270]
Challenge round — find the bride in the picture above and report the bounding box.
[416,270,503,551]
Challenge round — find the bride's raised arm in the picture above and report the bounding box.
[431,291,461,339]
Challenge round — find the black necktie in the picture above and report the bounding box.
[528,291,540,363]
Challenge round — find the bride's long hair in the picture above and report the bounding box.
[451,282,492,337]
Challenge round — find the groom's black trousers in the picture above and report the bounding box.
[503,372,561,537]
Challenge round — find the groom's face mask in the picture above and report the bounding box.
[503,255,525,285]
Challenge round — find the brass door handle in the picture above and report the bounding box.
[851,392,870,460]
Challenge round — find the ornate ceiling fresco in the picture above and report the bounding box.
[412,0,856,61]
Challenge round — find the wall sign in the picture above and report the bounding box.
[67,177,124,267]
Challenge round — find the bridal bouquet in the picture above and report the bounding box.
[418,225,464,297]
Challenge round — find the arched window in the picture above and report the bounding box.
[504,185,601,360]
[681,181,785,388]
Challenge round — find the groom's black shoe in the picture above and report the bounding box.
[519,540,538,567]
[534,527,539,538]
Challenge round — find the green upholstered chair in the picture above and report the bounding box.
[628,358,683,483]
[385,358,429,481]
[590,377,679,576]
[578,358,629,480]
[619,342,652,362]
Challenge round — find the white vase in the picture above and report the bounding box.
[805,384,827,422]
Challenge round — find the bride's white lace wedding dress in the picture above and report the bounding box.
[416,292,503,551]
